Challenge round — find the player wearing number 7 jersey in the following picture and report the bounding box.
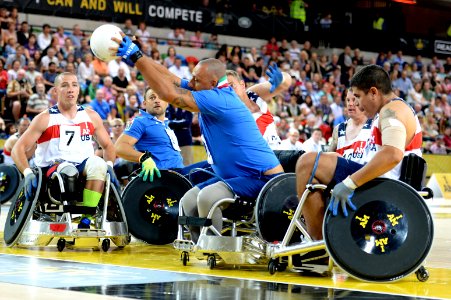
[12,72,118,227]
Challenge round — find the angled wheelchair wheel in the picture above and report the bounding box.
[0,164,22,204]
[255,173,300,243]
[4,168,43,247]
[324,178,434,282]
[122,170,192,245]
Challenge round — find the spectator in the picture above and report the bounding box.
[112,67,129,94]
[190,30,203,48]
[393,70,413,99]
[168,57,191,80]
[77,53,95,86]
[74,38,91,64]
[163,46,177,68]
[40,47,59,70]
[111,92,126,120]
[37,24,52,50]
[430,136,447,154]
[135,21,151,45]
[84,74,101,103]
[53,26,67,48]
[265,36,279,56]
[2,22,17,45]
[6,69,33,121]
[69,24,84,49]
[16,21,30,46]
[92,56,109,77]
[167,27,184,45]
[280,128,303,151]
[26,82,49,119]
[25,60,42,88]
[302,127,324,152]
[100,76,115,103]
[5,45,26,68]
[24,34,39,59]
[204,33,219,50]
[122,18,134,35]
[43,62,58,91]
[108,57,130,80]
[90,89,111,121]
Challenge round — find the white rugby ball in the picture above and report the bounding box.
[90,24,122,62]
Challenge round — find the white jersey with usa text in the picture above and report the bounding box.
[335,118,373,164]
[34,105,95,167]
[247,90,281,150]
[363,99,423,180]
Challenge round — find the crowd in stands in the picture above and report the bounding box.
[0,6,450,159]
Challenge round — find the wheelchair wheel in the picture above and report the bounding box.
[0,164,22,204]
[255,173,300,243]
[122,170,192,245]
[324,178,434,282]
[4,168,43,247]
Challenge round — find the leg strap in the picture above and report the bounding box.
[307,152,322,185]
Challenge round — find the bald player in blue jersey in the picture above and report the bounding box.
[114,33,284,241]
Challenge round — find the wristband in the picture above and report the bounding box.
[343,176,358,190]
[139,151,152,163]
[130,50,143,63]
[23,167,33,177]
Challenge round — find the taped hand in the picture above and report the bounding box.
[329,176,357,217]
[266,64,283,93]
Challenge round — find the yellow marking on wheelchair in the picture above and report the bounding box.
[0,173,6,180]
[355,215,370,228]
[282,209,294,220]
[150,213,161,223]
[0,186,5,192]
[375,237,388,252]
[166,198,177,207]
[387,214,403,226]
[145,194,155,204]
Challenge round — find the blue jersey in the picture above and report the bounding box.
[124,110,184,169]
[192,86,280,179]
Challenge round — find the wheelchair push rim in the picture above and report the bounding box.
[323,178,434,282]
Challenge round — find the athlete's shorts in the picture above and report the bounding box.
[197,172,282,199]
[328,157,364,189]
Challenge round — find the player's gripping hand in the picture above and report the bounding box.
[139,152,161,182]
[114,33,142,66]
[266,64,283,93]
[23,168,38,201]
[329,176,357,217]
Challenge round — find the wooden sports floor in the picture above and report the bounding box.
[0,201,450,300]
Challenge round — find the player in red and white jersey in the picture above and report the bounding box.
[12,72,117,228]
[329,89,373,164]
[226,66,292,150]
[295,65,423,240]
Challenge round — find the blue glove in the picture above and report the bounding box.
[107,164,120,190]
[23,168,38,201]
[329,177,357,217]
[266,64,283,93]
[117,35,140,66]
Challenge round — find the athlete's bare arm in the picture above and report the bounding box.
[87,109,116,163]
[11,112,49,173]
[115,134,142,163]
[248,72,292,102]
[328,124,339,152]
[350,101,415,187]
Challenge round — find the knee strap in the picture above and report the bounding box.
[83,156,107,181]
[307,152,322,185]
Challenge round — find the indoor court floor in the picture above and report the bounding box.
[0,201,450,300]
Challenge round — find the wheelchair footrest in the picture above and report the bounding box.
[173,239,195,252]
[178,216,212,227]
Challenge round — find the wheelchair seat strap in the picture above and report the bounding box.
[178,216,212,227]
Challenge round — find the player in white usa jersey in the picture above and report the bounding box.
[329,89,372,164]
[12,72,117,228]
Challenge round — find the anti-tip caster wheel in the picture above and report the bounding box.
[102,239,110,252]
[207,255,216,269]
[268,259,277,275]
[181,251,189,266]
[57,238,66,252]
[416,266,429,282]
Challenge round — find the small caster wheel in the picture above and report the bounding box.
[57,238,66,252]
[102,239,110,252]
[277,262,287,272]
[181,251,189,266]
[207,255,216,269]
[268,259,277,275]
[416,266,429,282]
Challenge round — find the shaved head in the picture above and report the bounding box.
[199,58,226,81]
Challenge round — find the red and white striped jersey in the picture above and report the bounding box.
[247,90,281,150]
[34,105,95,167]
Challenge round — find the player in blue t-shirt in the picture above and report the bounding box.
[116,35,284,241]
[115,88,206,182]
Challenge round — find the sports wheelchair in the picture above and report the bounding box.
[174,152,434,283]
[3,162,130,252]
[0,164,22,204]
